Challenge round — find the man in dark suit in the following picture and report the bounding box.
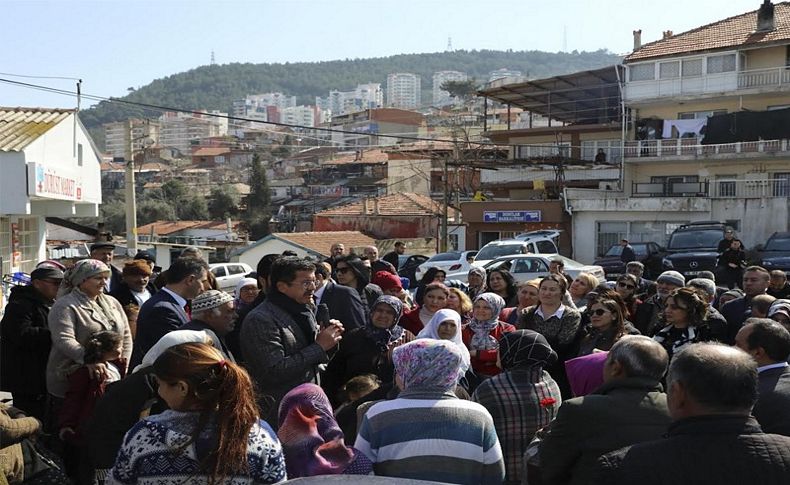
[313,262,367,331]
[90,242,122,293]
[130,257,210,368]
[540,336,671,485]
[721,266,770,343]
[735,317,790,436]
[619,239,636,264]
[593,343,790,485]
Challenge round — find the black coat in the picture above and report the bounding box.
[754,365,790,436]
[317,281,367,331]
[130,289,190,368]
[720,296,752,344]
[593,415,790,485]
[0,285,53,395]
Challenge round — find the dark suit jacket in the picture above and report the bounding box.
[720,295,752,344]
[317,281,367,331]
[540,377,671,485]
[754,365,790,436]
[130,289,189,368]
[108,265,123,294]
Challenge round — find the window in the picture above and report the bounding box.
[597,222,627,257]
[597,221,685,256]
[717,175,737,197]
[537,240,557,253]
[774,173,790,197]
[682,59,703,77]
[707,54,736,74]
[659,61,680,79]
[211,266,227,277]
[228,265,247,275]
[678,110,727,120]
[17,217,39,273]
[516,142,570,159]
[581,139,622,163]
[77,143,83,166]
[629,63,655,81]
[0,217,9,276]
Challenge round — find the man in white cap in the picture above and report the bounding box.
[179,290,236,361]
[634,270,685,337]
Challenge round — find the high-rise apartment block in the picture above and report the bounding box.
[158,111,228,154]
[387,73,421,109]
[432,71,468,105]
[103,119,160,158]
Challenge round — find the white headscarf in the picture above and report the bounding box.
[417,308,471,372]
[133,330,221,373]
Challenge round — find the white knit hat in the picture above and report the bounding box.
[191,290,234,313]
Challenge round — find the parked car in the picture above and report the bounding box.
[661,221,728,278]
[594,242,666,280]
[396,254,430,289]
[209,262,254,293]
[758,231,790,273]
[447,254,605,283]
[473,233,560,269]
[414,250,478,282]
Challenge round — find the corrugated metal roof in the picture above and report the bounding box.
[0,107,73,152]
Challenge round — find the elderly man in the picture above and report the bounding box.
[721,266,771,343]
[625,261,654,296]
[593,343,790,485]
[685,278,728,342]
[180,290,237,360]
[634,270,685,336]
[364,245,397,275]
[90,242,122,293]
[735,318,790,436]
[752,294,777,318]
[768,270,790,299]
[540,336,671,485]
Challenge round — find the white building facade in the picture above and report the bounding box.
[387,73,421,109]
[432,71,468,105]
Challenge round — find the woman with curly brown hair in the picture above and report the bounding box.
[107,342,286,484]
[652,287,714,360]
[577,299,640,356]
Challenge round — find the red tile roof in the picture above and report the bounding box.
[315,192,443,217]
[626,2,790,62]
[137,220,242,236]
[322,149,390,166]
[192,147,231,157]
[273,231,376,255]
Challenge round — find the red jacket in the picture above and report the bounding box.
[400,307,426,335]
[462,321,516,377]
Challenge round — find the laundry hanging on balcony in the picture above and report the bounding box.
[662,119,707,139]
[703,108,790,144]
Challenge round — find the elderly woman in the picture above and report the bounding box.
[322,295,414,405]
[278,383,372,477]
[355,339,506,485]
[462,293,516,380]
[472,330,562,485]
[500,279,541,325]
[569,272,599,311]
[466,267,487,300]
[233,277,259,315]
[653,287,714,360]
[46,260,133,403]
[578,298,640,356]
[400,282,449,334]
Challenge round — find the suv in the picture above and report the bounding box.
[474,231,560,268]
[758,232,790,273]
[209,262,254,293]
[594,242,666,280]
[661,222,727,278]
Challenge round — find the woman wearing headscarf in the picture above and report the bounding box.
[355,339,505,485]
[472,330,562,485]
[46,260,133,405]
[233,277,260,315]
[400,282,449,334]
[418,308,471,373]
[322,295,414,405]
[462,293,516,381]
[277,383,372,477]
[465,267,488,300]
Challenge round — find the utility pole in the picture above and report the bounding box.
[124,119,138,256]
[441,153,449,253]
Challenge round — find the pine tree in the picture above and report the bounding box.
[244,153,272,240]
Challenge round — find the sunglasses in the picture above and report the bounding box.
[591,308,611,316]
[617,282,636,290]
[336,267,352,274]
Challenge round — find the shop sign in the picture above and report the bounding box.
[27,163,82,201]
[483,210,542,223]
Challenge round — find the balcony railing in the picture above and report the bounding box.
[630,178,790,198]
[624,138,790,159]
[738,66,790,89]
[631,181,709,197]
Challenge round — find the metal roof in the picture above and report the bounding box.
[476,66,624,125]
[0,107,73,152]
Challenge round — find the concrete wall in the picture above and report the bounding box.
[636,93,790,121]
[744,45,787,70]
[234,239,319,268]
[711,197,790,247]
[313,215,438,240]
[387,159,431,195]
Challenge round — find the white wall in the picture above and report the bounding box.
[234,238,320,267]
[711,198,790,248]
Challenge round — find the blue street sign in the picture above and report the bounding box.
[483,210,542,223]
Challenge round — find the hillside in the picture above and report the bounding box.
[79,49,621,130]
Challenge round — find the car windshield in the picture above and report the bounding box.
[427,251,462,262]
[476,244,525,260]
[604,244,648,257]
[766,237,790,251]
[668,229,723,250]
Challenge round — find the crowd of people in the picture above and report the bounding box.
[1,239,790,485]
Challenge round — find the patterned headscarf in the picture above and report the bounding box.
[277,383,356,477]
[499,330,557,370]
[63,259,110,291]
[365,295,405,352]
[393,339,465,393]
[467,267,488,298]
[418,309,471,372]
[468,292,506,351]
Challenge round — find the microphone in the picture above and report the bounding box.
[316,303,331,328]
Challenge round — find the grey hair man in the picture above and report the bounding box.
[686,278,728,342]
[594,343,790,485]
[180,289,236,360]
[540,336,671,485]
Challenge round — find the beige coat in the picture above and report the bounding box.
[0,404,41,483]
[46,290,132,398]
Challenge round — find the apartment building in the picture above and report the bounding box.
[158,111,228,154]
[104,119,159,158]
[432,70,468,105]
[387,73,421,109]
[317,83,383,117]
[566,0,790,262]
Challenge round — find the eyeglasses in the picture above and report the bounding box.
[617,282,636,290]
[591,308,611,316]
[336,267,351,274]
[240,286,259,292]
[291,279,317,289]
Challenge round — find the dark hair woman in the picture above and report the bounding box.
[614,274,642,321]
[652,287,713,360]
[577,299,640,356]
[400,282,449,334]
[486,269,518,307]
[717,238,747,289]
[415,267,448,306]
[108,342,286,484]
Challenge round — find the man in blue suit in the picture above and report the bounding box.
[130,257,210,368]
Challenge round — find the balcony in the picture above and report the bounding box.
[624,138,790,161]
[632,181,708,198]
[625,66,790,102]
[631,178,790,198]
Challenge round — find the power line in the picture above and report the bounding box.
[0,71,81,81]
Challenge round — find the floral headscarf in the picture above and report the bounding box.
[468,292,506,351]
[467,267,488,298]
[63,259,110,291]
[393,339,465,393]
[417,309,470,372]
[499,330,557,370]
[277,383,358,477]
[365,295,404,352]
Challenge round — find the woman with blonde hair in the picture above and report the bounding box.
[446,287,473,325]
[108,342,286,484]
[569,272,599,311]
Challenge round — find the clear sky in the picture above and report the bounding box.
[0,0,768,108]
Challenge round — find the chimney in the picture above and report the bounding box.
[757,0,775,32]
[633,29,642,51]
[663,30,674,39]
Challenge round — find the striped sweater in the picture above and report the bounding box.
[354,391,505,485]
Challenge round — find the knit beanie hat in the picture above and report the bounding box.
[657,270,685,288]
[372,270,403,292]
[191,290,234,313]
